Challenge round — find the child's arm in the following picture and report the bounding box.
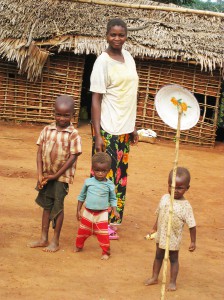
[36,145,44,189]
[43,154,78,182]
[150,199,162,233]
[76,182,87,221]
[151,217,158,233]
[189,226,196,251]
[77,201,84,221]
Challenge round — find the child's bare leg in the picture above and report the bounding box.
[145,244,164,286]
[168,250,179,291]
[27,209,50,247]
[43,211,64,252]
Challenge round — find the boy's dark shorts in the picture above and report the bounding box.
[35,180,69,228]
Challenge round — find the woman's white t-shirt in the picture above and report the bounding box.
[90,49,139,135]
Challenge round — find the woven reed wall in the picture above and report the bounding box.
[0,53,84,126]
[135,59,222,146]
[0,53,222,146]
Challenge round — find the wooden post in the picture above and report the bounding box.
[70,0,224,17]
[160,105,183,300]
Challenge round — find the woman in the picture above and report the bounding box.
[90,18,139,238]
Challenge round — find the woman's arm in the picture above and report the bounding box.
[91,92,105,152]
[130,127,139,145]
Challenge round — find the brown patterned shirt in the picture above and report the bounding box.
[37,123,82,184]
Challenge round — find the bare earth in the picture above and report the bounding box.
[0,121,223,300]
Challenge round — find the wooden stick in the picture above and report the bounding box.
[66,0,224,17]
[160,105,182,300]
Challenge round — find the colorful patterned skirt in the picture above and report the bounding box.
[92,128,131,224]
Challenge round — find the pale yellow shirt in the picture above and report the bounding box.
[90,49,139,135]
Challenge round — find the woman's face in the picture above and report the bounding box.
[106,25,127,50]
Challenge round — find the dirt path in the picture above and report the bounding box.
[0,121,223,300]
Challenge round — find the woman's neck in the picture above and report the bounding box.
[106,46,124,63]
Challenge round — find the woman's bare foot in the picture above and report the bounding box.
[101,254,110,260]
[27,240,48,248]
[144,278,158,286]
[167,282,177,291]
[42,242,59,253]
[75,247,82,252]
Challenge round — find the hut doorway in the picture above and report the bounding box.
[80,54,96,121]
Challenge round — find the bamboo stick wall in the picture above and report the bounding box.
[135,59,222,146]
[0,53,84,126]
[0,53,221,146]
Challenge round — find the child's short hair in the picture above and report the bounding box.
[169,167,191,186]
[92,152,112,169]
[55,95,74,112]
[106,18,127,34]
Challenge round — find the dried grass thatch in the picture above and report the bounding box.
[0,0,223,80]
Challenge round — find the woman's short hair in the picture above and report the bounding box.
[106,18,127,34]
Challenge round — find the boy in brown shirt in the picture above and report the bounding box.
[28,95,82,252]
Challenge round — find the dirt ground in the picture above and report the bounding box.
[0,121,223,300]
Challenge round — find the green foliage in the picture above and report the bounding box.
[157,0,224,12]
[218,92,224,128]
[156,0,194,5]
[184,0,224,12]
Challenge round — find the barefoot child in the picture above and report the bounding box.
[28,95,82,252]
[75,152,120,260]
[145,167,196,291]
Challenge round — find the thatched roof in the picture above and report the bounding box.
[0,0,223,80]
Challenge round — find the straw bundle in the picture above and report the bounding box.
[0,40,49,81]
[0,0,223,80]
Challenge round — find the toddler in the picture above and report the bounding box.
[75,152,120,260]
[145,167,196,291]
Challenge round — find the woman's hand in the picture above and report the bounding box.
[95,135,105,152]
[114,211,120,220]
[130,128,139,146]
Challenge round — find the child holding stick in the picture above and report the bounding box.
[75,152,120,260]
[145,167,196,291]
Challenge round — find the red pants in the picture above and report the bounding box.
[76,208,110,255]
